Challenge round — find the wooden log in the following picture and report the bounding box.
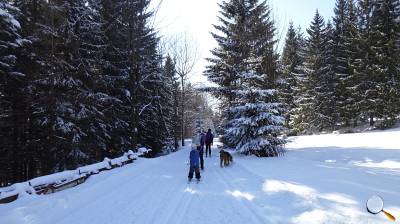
[34,184,53,195]
[122,158,134,166]
[0,193,18,204]
[49,175,89,194]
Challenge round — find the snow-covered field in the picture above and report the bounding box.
[1,129,400,224]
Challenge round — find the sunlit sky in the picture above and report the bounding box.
[152,0,336,84]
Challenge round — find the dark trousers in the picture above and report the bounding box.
[199,152,204,170]
[205,144,211,157]
[188,165,201,180]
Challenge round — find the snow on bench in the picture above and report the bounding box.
[0,182,36,203]
[137,147,152,155]
[78,158,112,175]
[29,170,79,187]
[0,148,150,204]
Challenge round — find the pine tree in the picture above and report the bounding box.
[205,0,285,156]
[370,0,400,127]
[343,0,361,127]
[0,1,29,183]
[128,0,165,155]
[331,0,361,127]
[0,0,175,183]
[21,1,110,170]
[332,0,351,126]
[100,0,135,152]
[204,0,247,147]
[228,49,285,156]
[292,11,332,133]
[352,0,375,126]
[100,0,164,154]
[317,21,337,130]
[63,0,116,162]
[353,0,400,127]
[163,55,180,150]
[280,22,304,130]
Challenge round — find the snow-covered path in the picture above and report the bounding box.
[0,141,274,224]
[1,129,400,224]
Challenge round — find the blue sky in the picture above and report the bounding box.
[271,0,335,35]
[153,0,336,84]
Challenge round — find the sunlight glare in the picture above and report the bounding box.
[226,190,255,201]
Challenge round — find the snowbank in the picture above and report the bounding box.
[0,148,149,203]
[1,130,399,223]
[78,158,112,174]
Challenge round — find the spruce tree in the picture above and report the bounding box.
[353,0,400,127]
[163,55,180,150]
[281,22,304,130]
[332,0,352,126]
[352,0,375,126]
[22,1,110,170]
[100,0,134,152]
[343,0,360,127]
[292,11,330,133]
[370,0,400,127]
[205,0,285,156]
[204,0,247,147]
[0,0,30,183]
[317,21,337,130]
[100,0,165,154]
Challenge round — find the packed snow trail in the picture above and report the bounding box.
[0,141,272,224]
[1,129,400,224]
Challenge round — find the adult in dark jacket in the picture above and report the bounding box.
[199,132,205,169]
[205,129,213,157]
[188,146,201,181]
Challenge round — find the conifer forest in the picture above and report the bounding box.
[1,0,399,187]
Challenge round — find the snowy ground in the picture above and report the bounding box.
[1,129,400,224]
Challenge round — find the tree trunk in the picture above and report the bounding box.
[369,115,374,126]
[181,75,185,146]
[353,119,357,127]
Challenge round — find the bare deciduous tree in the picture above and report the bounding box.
[168,33,198,146]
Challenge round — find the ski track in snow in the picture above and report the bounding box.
[1,130,400,224]
[215,164,266,224]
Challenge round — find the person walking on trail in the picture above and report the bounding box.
[199,132,205,170]
[205,129,214,157]
[188,146,201,181]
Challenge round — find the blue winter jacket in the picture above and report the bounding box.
[189,149,200,167]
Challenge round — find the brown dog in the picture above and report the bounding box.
[220,149,233,167]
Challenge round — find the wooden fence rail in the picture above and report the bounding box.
[0,149,148,204]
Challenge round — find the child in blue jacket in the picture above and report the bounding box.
[188,146,201,181]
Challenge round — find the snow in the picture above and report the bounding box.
[78,158,111,174]
[0,7,21,29]
[137,147,151,154]
[0,150,145,202]
[28,171,81,187]
[1,129,400,223]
